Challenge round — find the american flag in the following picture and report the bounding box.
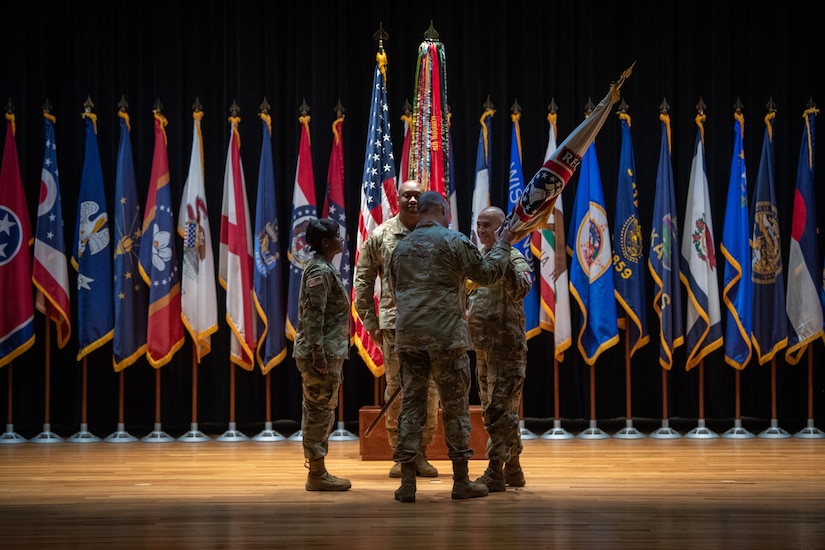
[351,58,399,377]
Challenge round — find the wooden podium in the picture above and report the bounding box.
[358,405,488,460]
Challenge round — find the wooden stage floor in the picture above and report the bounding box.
[1,428,824,549]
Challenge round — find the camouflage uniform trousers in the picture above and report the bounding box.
[475,348,526,463]
[394,347,473,463]
[297,357,343,461]
[381,329,440,452]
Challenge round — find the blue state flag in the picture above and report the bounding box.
[647,112,683,370]
[567,142,619,365]
[751,111,787,364]
[612,111,648,357]
[72,112,113,360]
[254,113,287,373]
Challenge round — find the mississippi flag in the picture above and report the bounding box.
[785,106,823,364]
[138,112,184,368]
[73,112,113,361]
[113,109,147,370]
[0,113,35,367]
[254,113,287,374]
[470,106,494,246]
[680,116,722,371]
[219,115,256,369]
[33,112,71,349]
[351,57,400,377]
[178,110,218,363]
[286,112,317,341]
[323,113,351,294]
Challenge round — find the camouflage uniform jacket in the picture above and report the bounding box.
[292,255,350,361]
[353,214,410,331]
[467,246,533,352]
[389,220,511,353]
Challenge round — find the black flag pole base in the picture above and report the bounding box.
[68,423,101,443]
[178,422,211,443]
[540,419,574,440]
[0,424,27,444]
[329,421,358,441]
[142,423,174,443]
[758,419,791,439]
[576,420,610,440]
[685,418,719,440]
[288,429,303,442]
[794,419,825,439]
[649,419,682,440]
[252,421,286,442]
[31,423,63,444]
[519,419,538,440]
[105,422,138,443]
[217,422,249,442]
[613,419,646,440]
[722,418,754,439]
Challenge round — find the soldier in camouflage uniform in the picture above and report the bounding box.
[293,218,351,492]
[468,206,532,492]
[354,180,440,479]
[388,191,517,503]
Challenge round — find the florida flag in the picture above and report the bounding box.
[138,111,184,368]
[178,110,218,363]
[286,111,317,341]
[219,115,256,369]
[0,112,35,367]
[470,105,494,246]
[680,116,722,371]
[33,111,71,349]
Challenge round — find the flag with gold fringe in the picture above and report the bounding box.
[470,102,494,246]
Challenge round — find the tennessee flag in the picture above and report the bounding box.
[323,112,351,294]
[785,106,823,364]
[73,111,113,361]
[0,112,35,367]
[351,55,400,377]
[178,110,218,363]
[112,108,148,370]
[648,110,684,370]
[33,111,71,349]
[286,110,317,341]
[219,114,255,370]
[138,111,184,368]
[680,114,722,371]
[568,141,619,365]
[612,109,648,358]
[721,108,752,369]
[253,112,287,374]
[470,105,494,246]
[751,110,787,364]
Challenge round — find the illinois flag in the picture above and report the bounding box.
[219,114,255,369]
[0,112,35,367]
[112,108,147,370]
[612,109,648,358]
[680,114,722,371]
[785,106,823,364]
[720,108,752,369]
[751,110,787,365]
[470,105,494,246]
[538,108,572,361]
[286,110,317,341]
[351,54,400,376]
[254,112,286,374]
[568,141,619,365]
[323,112,351,294]
[33,111,71,350]
[648,110,683,370]
[178,109,218,364]
[138,111,184,368]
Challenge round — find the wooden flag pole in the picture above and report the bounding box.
[178,346,209,442]
[650,368,680,438]
[217,365,247,441]
[614,325,644,438]
[577,364,607,439]
[251,370,285,441]
[720,368,753,438]
[794,345,824,437]
[330,383,357,440]
[67,357,99,442]
[29,308,64,441]
[540,355,572,439]
[757,357,790,438]
[685,360,718,438]
[0,363,26,442]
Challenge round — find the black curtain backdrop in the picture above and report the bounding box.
[2,1,823,437]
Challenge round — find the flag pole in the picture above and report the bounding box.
[179,346,210,442]
[218,365,248,441]
[253,372,286,441]
[614,325,644,438]
[722,369,754,438]
[142,367,173,442]
[68,357,100,442]
[105,370,137,442]
[685,360,719,438]
[795,345,824,437]
[577,363,608,439]
[649,368,681,439]
[31,306,62,443]
[541,356,572,439]
[330,382,358,441]
[0,364,26,443]
[758,357,791,438]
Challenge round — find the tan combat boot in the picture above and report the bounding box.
[415,450,439,477]
[305,457,351,491]
[504,454,525,487]
[451,459,489,500]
